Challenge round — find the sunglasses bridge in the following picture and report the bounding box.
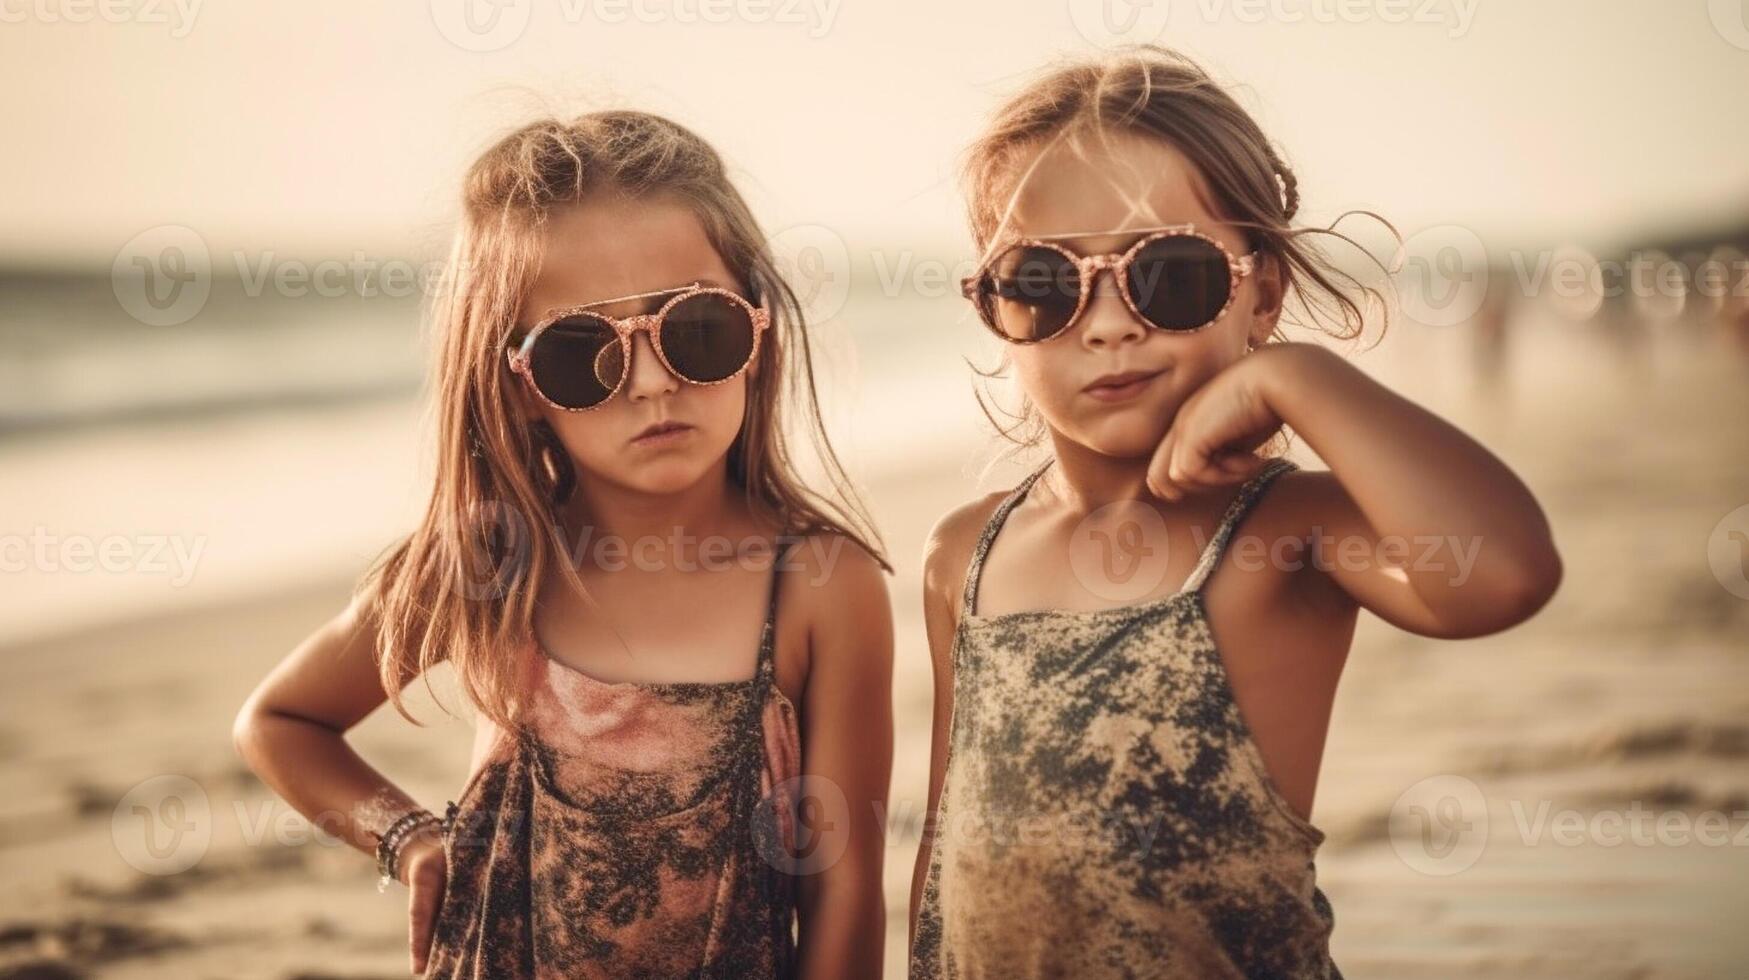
[1067,252,1136,296]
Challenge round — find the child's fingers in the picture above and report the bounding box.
[408,859,446,976]
[1153,423,1264,500]
[1147,427,1182,500]
[1214,451,1268,482]
[1166,439,1226,497]
[1161,446,1266,501]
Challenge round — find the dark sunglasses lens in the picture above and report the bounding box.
[658,292,756,383]
[528,315,624,408]
[1126,235,1234,331]
[986,245,1080,341]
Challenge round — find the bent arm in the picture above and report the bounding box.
[1262,342,1562,637]
[231,595,433,860]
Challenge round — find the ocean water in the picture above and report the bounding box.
[0,271,423,436]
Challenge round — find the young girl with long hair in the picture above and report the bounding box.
[909,47,1561,978]
[235,109,893,979]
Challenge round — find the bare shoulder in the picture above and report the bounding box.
[780,529,892,618]
[776,530,893,688]
[783,528,888,588]
[922,489,1011,616]
[1231,465,1363,607]
[1242,465,1361,536]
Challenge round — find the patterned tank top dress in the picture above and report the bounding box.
[422,539,804,979]
[910,458,1341,980]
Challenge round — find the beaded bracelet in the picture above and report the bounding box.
[375,808,441,893]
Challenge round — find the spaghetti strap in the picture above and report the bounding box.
[961,459,1055,618]
[1179,458,1298,595]
[757,535,800,678]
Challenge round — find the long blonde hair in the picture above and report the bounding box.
[962,45,1395,450]
[358,110,888,731]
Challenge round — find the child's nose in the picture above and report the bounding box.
[623,331,680,403]
[1078,268,1146,349]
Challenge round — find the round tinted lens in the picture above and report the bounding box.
[658,292,756,383]
[1125,235,1234,331]
[528,315,625,408]
[987,245,1081,341]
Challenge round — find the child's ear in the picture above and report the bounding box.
[1247,252,1286,348]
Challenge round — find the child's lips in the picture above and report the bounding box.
[1083,369,1164,402]
[630,421,695,446]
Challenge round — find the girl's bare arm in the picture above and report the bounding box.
[907,496,998,948]
[1151,341,1563,638]
[231,595,429,858]
[792,536,895,980]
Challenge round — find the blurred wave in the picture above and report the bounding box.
[0,271,424,439]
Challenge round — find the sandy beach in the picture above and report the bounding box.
[2,301,1748,979]
[3,1,1747,976]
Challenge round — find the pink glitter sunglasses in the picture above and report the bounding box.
[506,283,769,411]
[961,224,1260,343]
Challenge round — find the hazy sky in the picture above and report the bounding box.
[3,0,1746,266]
